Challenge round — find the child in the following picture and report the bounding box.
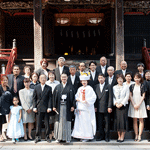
[7,96,24,143]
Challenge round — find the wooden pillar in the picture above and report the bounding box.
[115,0,124,70]
[111,8,115,55]
[44,5,55,56]
[33,0,43,71]
[0,8,5,49]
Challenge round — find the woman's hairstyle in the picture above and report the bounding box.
[48,70,55,76]
[137,62,145,68]
[23,66,31,73]
[134,72,144,83]
[24,78,30,83]
[1,75,8,81]
[31,72,39,80]
[116,74,125,81]
[40,58,48,67]
[125,72,132,77]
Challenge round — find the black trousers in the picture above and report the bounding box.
[35,112,50,138]
[97,112,110,139]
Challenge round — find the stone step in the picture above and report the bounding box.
[27,130,150,140]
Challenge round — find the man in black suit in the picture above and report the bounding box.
[67,65,80,94]
[105,66,117,130]
[94,73,113,142]
[75,62,86,77]
[96,56,109,77]
[88,61,99,89]
[115,61,132,79]
[54,57,70,82]
[7,65,25,98]
[33,74,52,143]
[105,66,117,87]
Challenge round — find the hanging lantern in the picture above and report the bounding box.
[93,30,96,37]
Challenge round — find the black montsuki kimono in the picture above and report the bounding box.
[53,83,75,122]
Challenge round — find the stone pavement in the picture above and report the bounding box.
[0,139,150,150]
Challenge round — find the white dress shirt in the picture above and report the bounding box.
[99,82,105,92]
[122,69,126,77]
[41,84,45,91]
[70,75,75,85]
[108,75,114,85]
[101,65,106,74]
[62,82,67,88]
[91,70,96,80]
[59,66,64,75]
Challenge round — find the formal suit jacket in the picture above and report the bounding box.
[53,83,75,121]
[54,66,70,82]
[114,69,132,77]
[0,85,12,115]
[35,68,50,79]
[7,74,25,95]
[94,83,113,113]
[88,70,99,88]
[67,75,81,94]
[105,76,117,87]
[33,84,52,112]
[19,88,34,111]
[144,80,150,106]
[96,65,109,77]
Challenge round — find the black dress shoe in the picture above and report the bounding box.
[148,139,150,142]
[105,138,110,142]
[120,140,124,142]
[47,138,51,143]
[117,140,120,142]
[34,137,41,143]
[96,137,104,141]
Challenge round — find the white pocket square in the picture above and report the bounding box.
[105,89,108,92]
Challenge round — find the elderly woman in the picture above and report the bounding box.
[35,58,50,80]
[19,78,35,141]
[30,72,39,89]
[0,76,12,142]
[23,66,31,79]
[113,74,129,142]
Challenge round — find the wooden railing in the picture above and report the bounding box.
[142,39,150,70]
[0,39,17,79]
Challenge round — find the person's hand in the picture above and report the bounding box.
[108,108,112,113]
[76,99,80,102]
[95,108,97,112]
[27,109,32,113]
[71,107,74,112]
[18,118,21,123]
[116,103,120,108]
[47,109,51,113]
[134,104,139,110]
[119,104,123,108]
[147,106,150,110]
[53,107,56,111]
[33,109,37,113]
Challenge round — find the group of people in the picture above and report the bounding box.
[0,56,150,144]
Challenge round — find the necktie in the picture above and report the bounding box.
[14,77,17,93]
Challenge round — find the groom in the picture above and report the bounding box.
[33,74,52,143]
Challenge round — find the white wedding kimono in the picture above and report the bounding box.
[72,85,97,139]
